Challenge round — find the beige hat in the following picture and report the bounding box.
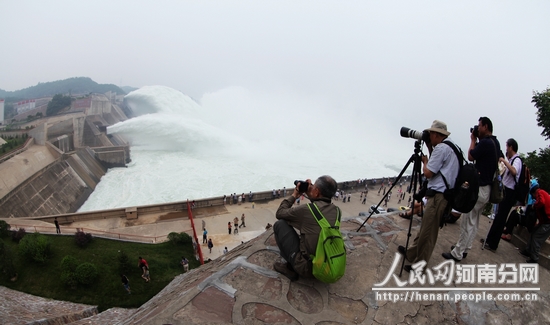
[425,120,450,136]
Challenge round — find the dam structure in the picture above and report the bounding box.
[0,92,130,218]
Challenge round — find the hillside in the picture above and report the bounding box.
[0,77,126,99]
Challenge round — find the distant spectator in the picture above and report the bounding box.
[207,238,214,253]
[121,274,131,294]
[138,256,150,282]
[239,214,246,228]
[54,218,60,234]
[181,256,189,272]
[223,247,228,254]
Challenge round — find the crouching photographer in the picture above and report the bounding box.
[273,176,339,281]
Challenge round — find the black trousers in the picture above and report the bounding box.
[486,187,516,249]
[273,220,300,269]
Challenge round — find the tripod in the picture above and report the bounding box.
[356,140,425,276]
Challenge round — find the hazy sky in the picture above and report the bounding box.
[1,1,549,154]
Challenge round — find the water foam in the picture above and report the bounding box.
[78,86,407,211]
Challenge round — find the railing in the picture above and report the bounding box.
[7,223,172,244]
[0,137,34,164]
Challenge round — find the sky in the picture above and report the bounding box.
[1,0,549,155]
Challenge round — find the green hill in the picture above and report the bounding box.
[0,77,126,99]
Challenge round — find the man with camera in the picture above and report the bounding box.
[273,175,338,281]
[398,120,460,272]
[443,116,501,262]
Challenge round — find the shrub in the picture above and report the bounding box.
[167,232,192,245]
[60,255,79,288]
[11,228,26,243]
[0,220,10,238]
[118,250,132,274]
[0,240,17,279]
[19,233,51,263]
[75,262,98,285]
[60,255,79,272]
[75,231,93,248]
[482,202,493,216]
[61,270,78,288]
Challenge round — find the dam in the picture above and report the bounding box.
[0,92,130,218]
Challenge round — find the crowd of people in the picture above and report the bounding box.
[394,117,550,273]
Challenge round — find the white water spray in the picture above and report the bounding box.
[79,86,406,211]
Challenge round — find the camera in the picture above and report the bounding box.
[470,125,479,138]
[400,127,430,144]
[294,180,310,193]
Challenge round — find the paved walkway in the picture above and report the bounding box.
[2,188,550,324]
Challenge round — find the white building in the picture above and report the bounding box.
[0,99,4,125]
[15,99,36,114]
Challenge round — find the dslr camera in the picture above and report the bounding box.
[400,127,430,144]
[294,180,310,193]
[470,125,479,138]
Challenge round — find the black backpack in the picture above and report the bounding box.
[510,156,531,206]
[440,141,480,214]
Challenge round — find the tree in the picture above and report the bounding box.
[46,94,72,116]
[526,87,550,189]
[532,87,550,140]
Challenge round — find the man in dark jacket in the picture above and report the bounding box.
[273,175,338,281]
[443,116,501,261]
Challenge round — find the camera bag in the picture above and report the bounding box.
[440,141,480,214]
[488,138,504,204]
[510,156,531,206]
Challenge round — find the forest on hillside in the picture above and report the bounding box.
[0,77,125,100]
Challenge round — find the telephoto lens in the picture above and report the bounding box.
[400,127,430,143]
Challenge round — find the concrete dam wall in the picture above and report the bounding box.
[0,93,130,218]
[0,147,107,218]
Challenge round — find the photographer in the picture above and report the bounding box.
[443,117,501,261]
[273,175,338,281]
[398,120,460,272]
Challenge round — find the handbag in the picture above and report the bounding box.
[488,138,503,204]
[489,172,503,204]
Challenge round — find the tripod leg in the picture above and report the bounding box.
[356,153,417,232]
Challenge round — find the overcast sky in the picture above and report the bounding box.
[1,1,549,154]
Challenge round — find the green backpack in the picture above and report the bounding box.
[307,203,346,283]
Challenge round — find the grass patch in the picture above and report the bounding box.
[0,233,198,312]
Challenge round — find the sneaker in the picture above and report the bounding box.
[273,262,299,281]
[442,252,461,262]
[451,245,467,259]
